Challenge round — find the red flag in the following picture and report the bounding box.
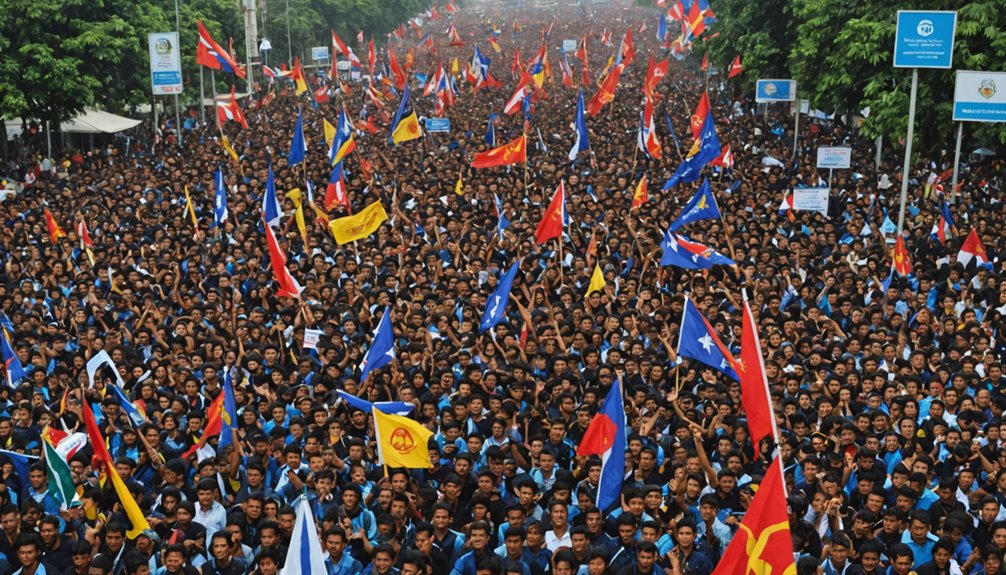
[535,182,566,245]
[331,30,350,58]
[217,86,249,128]
[181,394,224,459]
[712,456,795,575]
[76,218,93,248]
[700,53,708,71]
[619,27,635,65]
[630,175,648,210]
[504,72,534,115]
[471,135,527,169]
[44,209,65,244]
[512,49,523,75]
[264,225,305,298]
[643,56,668,98]
[586,64,623,115]
[739,299,777,455]
[325,163,350,213]
[893,236,912,276]
[196,21,246,79]
[711,144,733,169]
[690,92,710,138]
[82,401,114,482]
[686,1,706,37]
[728,55,744,78]
[388,47,406,90]
[368,39,376,76]
[668,0,685,21]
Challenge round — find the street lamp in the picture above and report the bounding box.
[286,0,292,63]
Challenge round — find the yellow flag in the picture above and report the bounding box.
[373,408,433,468]
[107,462,151,538]
[586,264,605,295]
[323,118,337,148]
[451,57,459,75]
[391,112,422,144]
[454,170,463,195]
[286,188,308,244]
[220,135,240,166]
[183,186,200,238]
[328,200,388,244]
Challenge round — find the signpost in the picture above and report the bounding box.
[893,10,957,233]
[756,80,798,159]
[311,46,329,62]
[816,146,852,191]
[148,32,183,148]
[952,71,1006,197]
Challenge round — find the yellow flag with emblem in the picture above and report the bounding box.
[372,408,433,468]
[328,200,388,244]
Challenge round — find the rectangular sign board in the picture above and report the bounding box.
[755,79,796,103]
[953,70,1006,122]
[148,32,183,95]
[816,147,852,169]
[425,118,451,133]
[311,46,329,61]
[792,188,829,215]
[893,11,957,69]
[562,39,577,53]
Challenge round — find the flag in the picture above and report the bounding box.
[661,230,735,270]
[449,26,464,47]
[388,85,423,144]
[286,188,308,245]
[504,72,534,115]
[286,497,328,575]
[677,296,739,380]
[291,57,308,95]
[669,179,720,230]
[388,46,407,90]
[494,193,510,240]
[710,144,734,170]
[485,113,497,146]
[216,86,248,129]
[559,52,574,88]
[657,13,668,42]
[212,167,228,228]
[728,55,744,78]
[586,264,606,295]
[42,438,77,510]
[0,450,35,489]
[535,181,567,245]
[196,21,245,78]
[892,236,912,276]
[712,456,795,575]
[288,108,307,166]
[265,224,304,298]
[489,35,502,54]
[958,229,992,269]
[577,376,626,511]
[367,38,376,75]
[479,259,521,333]
[686,1,707,38]
[691,92,710,138]
[668,0,685,21]
[642,56,668,98]
[739,298,778,454]
[359,308,395,382]
[617,27,635,66]
[76,218,93,248]
[263,162,283,228]
[586,63,623,115]
[0,328,24,387]
[454,170,463,195]
[218,368,238,450]
[373,408,434,468]
[220,135,240,166]
[568,88,590,162]
[329,200,388,244]
[778,193,795,222]
[637,95,662,160]
[314,85,330,104]
[663,108,720,188]
[337,390,415,416]
[83,402,151,537]
[472,134,527,169]
[630,175,648,210]
[325,161,350,212]
[107,385,145,428]
[331,30,350,58]
[182,392,224,461]
[664,112,682,156]
[44,209,64,244]
[931,199,955,245]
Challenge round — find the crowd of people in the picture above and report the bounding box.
[2,3,1006,575]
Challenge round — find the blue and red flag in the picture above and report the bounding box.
[930,198,955,245]
[677,296,739,381]
[578,376,626,511]
[196,21,245,78]
[660,230,734,270]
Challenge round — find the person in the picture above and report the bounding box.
[324,527,360,575]
[616,542,659,575]
[14,534,57,575]
[362,544,398,575]
[62,542,93,575]
[199,532,245,575]
[38,516,72,573]
[916,537,960,575]
[664,520,712,575]
[450,522,493,575]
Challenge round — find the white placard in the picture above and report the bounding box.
[562,39,577,53]
[792,188,830,215]
[148,32,183,95]
[816,147,852,169]
[953,70,1006,123]
[304,328,323,349]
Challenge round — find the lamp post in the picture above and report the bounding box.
[174,0,184,146]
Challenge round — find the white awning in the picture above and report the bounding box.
[60,109,143,134]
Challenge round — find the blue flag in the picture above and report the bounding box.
[1,329,24,387]
[359,308,395,382]
[263,162,282,228]
[677,297,739,381]
[669,178,721,231]
[660,230,735,269]
[479,259,521,333]
[568,89,590,162]
[494,193,510,240]
[663,108,720,189]
[657,13,667,42]
[288,107,307,166]
[578,376,626,512]
[0,449,36,488]
[336,390,415,416]
[218,367,239,450]
[212,167,228,228]
[485,113,497,146]
[664,112,682,156]
[107,384,145,427]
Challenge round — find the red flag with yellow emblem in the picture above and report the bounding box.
[893,236,912,276]
[711,455,795,575]
[471,134,527,169]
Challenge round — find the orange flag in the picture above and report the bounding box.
[728,55,744,78]
[711,456,795,575]
[471,135,527,169]
[893,236,912,276]
[738,298,777,456]
[182,393,224,459]
[586,63,623,115]
[630,175,648,210]
[44,209,65,244]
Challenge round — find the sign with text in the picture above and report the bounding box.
[755,79,796,103]
[562,39,577,53]
[816,147,852,169]
[311,46,329,61]
[148,32,183,95]
[893,11,957,69]
[953,70,1006,123]
[425,118,451,133]
[792,188,830,215]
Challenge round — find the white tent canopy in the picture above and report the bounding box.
[59,109,143,134]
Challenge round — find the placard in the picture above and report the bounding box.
[311,46,329,61]
[792,188,830,215]
[148,32,183,95]
[953,70,1006,123]
[425,118,451,133]
[816,147,852,169]
[755,79,796,103]
[562,39,577,53]
[893,11,957,69]
[303,328,323,349]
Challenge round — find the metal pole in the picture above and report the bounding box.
[211,69,219,128]
[174,0,183,147]
[896,68,919,236]
[950,121,963,204]
[875,134,882,170]
[199,67,206,124]
[153,97,159,148]
[286,0,292,63]
[792,100,800,160]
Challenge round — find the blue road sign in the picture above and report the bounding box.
[893,11,957,69]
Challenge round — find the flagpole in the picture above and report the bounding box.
[200,68,207,124]
[210,70,219,128]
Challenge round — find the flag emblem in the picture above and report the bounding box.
[979,79,996,99]
[390,427,418,454]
